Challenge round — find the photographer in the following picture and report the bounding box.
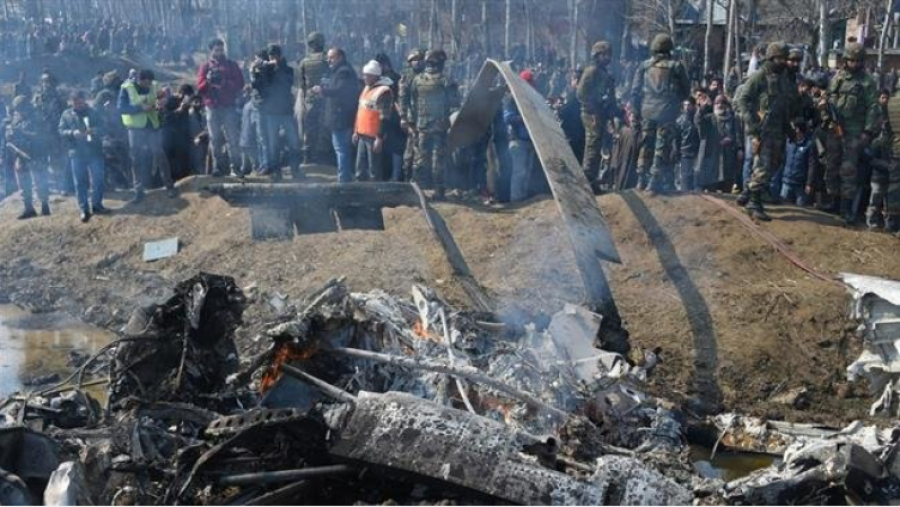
[251,44,302,180]
[198,38,244,177]
[118,69,175,201]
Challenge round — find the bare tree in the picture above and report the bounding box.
[703,0,716,78]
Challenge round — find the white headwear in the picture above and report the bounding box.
[363,60,382,76]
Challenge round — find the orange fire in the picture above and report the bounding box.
[260,342,317,393]
[413,319,442,343]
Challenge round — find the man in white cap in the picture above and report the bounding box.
[353,60,394,181]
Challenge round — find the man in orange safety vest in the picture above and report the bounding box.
[353,60,394,181]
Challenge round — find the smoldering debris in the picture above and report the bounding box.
[2,273,900,505]
[842,273,900,417]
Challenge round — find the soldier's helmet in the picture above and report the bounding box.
[788,47,804,62]
[650,34,674,54]
[11,95,29,111]
[425,49,447,64]
[765,42,789,60]
[407,49,426,63]
[844,42,866,61]
[591,40,612,57]
[307,31,325,49]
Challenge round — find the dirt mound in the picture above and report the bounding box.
[0,179,896,424]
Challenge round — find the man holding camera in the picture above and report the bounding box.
[118,69,175,202]
[198,38,244,177]
[251,44,302,180]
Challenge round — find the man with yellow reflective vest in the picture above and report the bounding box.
[117,69,175,202]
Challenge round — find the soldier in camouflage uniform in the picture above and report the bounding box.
[630,33,690,194]
[5,96,50,219]
[735,42,799,221]
[32,71,70,194]
[398,49,425,181]
[410,49,459,200]
[869,89,900,233]
[299,32,330,165]
[577,40,617,189]
[823,42,880,225]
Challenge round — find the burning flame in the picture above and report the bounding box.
[260,342,317,393]
[413,319,442,343]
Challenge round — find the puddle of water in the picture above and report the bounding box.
[0,305,113,400]
[690,444,780,482]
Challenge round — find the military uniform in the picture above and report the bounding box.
[32,82,69,193]
[577,40,617,185]
[399,50,425,180]
[299,32,330,165]
[871,94,900,232]
[630,34,690,193]
[735,42,799,221]
[5,96,49,218]
[824,43,881,223]
[410,50,459,198]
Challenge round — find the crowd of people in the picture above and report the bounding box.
[580,36,899,235]
[0,24,898,238]
[0,17,202,64]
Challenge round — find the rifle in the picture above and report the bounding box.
[819,93,844,138]
[5,141,31,161]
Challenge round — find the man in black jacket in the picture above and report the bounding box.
[313,47,359,182]
[251,44,302,180]
[58,90,106,222]
[676,97,699,191]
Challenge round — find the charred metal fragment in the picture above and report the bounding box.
[328,391,603,505]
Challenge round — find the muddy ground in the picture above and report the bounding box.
[0,176,895,425]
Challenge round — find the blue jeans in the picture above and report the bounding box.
[355,136,383,181]
[71,154,105,212]
[260,114,301,174]
[332,129,353,183]
[206,107,242,174]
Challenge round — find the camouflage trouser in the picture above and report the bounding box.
[748,134,787,192]
[638,120,676,183]
[582,113,604,182]
[870,157,900,218]
[414,130,446,190]
[301,99,329,164]
[403,131,417,179]
[14,159,49,208]
[824,134,865,201]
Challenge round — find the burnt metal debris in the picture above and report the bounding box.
[3,273,900,505]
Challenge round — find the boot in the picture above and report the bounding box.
[841,200,856,226]
[866,208,883,230]
[17,206,37,220]
[636,173,649,191]
[40,202,50,216]
[745,191,771,221]
[646,174,664,196]
[736,189,751,207]
[820,193,839,214]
